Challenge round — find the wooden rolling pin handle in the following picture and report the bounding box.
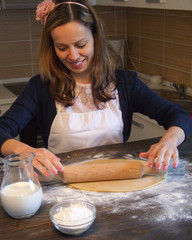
[62,161,145,183]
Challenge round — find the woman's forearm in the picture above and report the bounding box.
[1,139,64,177]
[1,139,34,156]
[159,126,185,146]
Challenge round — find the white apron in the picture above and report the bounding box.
[48,86,123,154]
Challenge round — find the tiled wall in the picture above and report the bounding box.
[0,9,41,80]
[125,8,192,87]
[1,6,192,87]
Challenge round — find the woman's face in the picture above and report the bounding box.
[51,21,94,83]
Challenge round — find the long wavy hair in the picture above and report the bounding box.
[38,0,117,108]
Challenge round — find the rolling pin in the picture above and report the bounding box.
[55,161,165,183]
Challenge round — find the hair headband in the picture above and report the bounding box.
[36,0,88,25]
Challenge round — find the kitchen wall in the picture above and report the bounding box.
[0,6,192,87]
[125,8,192,87]
[0,9,41,80]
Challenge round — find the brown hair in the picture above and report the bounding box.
[38,0,117,108]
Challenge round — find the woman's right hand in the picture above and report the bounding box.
[1,139,64,177]
[31,147,64,177]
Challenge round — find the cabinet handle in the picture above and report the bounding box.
[132,120,144,129]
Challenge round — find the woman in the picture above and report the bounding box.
[0,0,191,177]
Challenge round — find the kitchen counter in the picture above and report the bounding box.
[0,137,192,240]
[0,84,16,105]
[0,77,29,105]
[0,73,191,105]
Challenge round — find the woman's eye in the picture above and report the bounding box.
[77,43,86,48]
[55,45,67,51]
[58,47,66,51]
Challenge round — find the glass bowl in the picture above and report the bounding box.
[49,200,96,235]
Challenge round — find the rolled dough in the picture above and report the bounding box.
[69,159,167,192]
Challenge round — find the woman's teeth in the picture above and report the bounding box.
[72,61,82,66]
[74,62,81,65]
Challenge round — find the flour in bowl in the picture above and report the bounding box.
[53,203,92,225]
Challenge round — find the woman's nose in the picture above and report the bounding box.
[68,46,79,60]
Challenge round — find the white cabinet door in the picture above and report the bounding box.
[128,114,152,142]
[128,113,165,142]
[152,123,166,138]
[178,0,192,10]
[96,0,192,11]
[89,0,97,5]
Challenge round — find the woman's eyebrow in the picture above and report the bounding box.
[55,43,67,47]
[55,39,87,46]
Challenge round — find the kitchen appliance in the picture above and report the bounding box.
[108,39,125,69]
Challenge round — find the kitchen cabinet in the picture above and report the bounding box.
[89,0,97,5]
[128,113,165,142]
[1,0,191,11]
[0,0,96,9]
[96,0,192,11]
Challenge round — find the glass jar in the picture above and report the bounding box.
[0,152,43,219]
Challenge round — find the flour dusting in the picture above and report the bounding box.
[42,158,192,223]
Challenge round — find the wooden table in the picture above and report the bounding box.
[0,137,192,240]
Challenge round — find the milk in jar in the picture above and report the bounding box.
[1,181,42,218]
[0,153,43,218]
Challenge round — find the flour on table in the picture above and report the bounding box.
[43,158,192,223]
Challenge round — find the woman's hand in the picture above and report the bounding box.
[31,148,64,177]
[139,126,185,170]
[1,139,64,177]
[139,139,179,170]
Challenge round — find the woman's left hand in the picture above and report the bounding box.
[139,126,185,170]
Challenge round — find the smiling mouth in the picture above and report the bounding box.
[70,60,85,68]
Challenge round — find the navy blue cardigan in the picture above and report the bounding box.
[0,70,192,154]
